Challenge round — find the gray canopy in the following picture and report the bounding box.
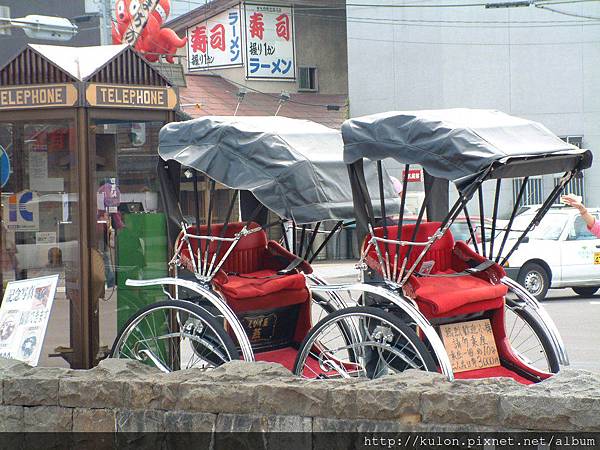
[342,109,592,191]
[159,116,399,224]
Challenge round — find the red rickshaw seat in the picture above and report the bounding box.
[176,222,311,312]
[365,222,507,318]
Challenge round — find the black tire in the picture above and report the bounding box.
[504,301,560,374]
[517,262,550,301]
[293,306,437,379]
[111,300,239,371]
[572,287,599,297]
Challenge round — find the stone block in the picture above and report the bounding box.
[164,410,216,432]
[3,367,70,406]
[73,408,116,432]
[176,381,257,414]
[95,358,161,377]
[421,391,500,426]
[23,405,72,432]
[117,409,165,432]
[204,360,292,381]
[0,357,32,377]
[0,405,24,431]
[215,414,311,450]
[59,374,125,409]
[499,393,600,431]
[253,380,331,417]
[314,416,413,432]
[123,379,179,411]
[215,413,311,432]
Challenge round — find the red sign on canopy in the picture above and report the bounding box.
[402,168,422,183]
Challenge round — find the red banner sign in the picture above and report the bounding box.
[402,168,422,183]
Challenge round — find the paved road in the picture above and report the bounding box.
[312,262,600,373]
[541,289,600,373]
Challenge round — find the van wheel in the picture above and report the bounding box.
[518,263,550,301]
[572,287,599,297]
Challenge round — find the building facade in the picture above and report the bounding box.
[346,1,599,214]
[168,0,348,97]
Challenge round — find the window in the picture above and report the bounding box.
[568,216,599,241]
[298,67,318,92]
[555,136,585,204]
[512,212,568,241]
[0,6,10,36]
[513,177,544,206]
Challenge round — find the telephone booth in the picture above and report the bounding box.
[0,44,181,368]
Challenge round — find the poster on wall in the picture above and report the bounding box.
[244,3,295,80]
[187,5,244,71]
[2,190,39,232]
[0,275,59,366]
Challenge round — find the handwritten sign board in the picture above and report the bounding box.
[85,84,178,110]
[0,275,59,366]
[439,319,500,373]
[0,84,78,110]
[187,5,244,71]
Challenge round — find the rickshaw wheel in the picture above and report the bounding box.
[293,306,436,379]
[111,300,240,372]
[504,303,560,374]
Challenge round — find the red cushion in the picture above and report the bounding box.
[410,273,507,317]
[218,270,306,299]
[216,270,309,312]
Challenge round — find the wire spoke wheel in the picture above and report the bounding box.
[111,300,239,372]
[504,303,559,374]
[293,306,436,379]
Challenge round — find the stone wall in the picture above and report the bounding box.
[0,357,599,433]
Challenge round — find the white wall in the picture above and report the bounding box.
[347,0,600,209]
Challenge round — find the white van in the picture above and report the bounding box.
[502,206,600,300]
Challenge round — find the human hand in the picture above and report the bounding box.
[561,194,585,212]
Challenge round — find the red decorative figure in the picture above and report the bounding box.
[275,13,290,41]
[111,0,187,64]
[210,23,226,51]
[191,25,208,53]
[249,12,264,40]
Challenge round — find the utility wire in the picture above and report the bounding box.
[535,4,600,19]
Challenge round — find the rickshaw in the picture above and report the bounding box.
[294,109,591,384]
[110,116,409,375]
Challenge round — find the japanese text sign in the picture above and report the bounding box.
[123,0,160,45]
[187,5,244,71]
[402,168,422,183]
[0,275,59,366]
[244,3,295,80]
[439,319,500,373]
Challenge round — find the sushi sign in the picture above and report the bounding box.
[186,3,296,80]
[187,5,244,70]
[244,4,295,80]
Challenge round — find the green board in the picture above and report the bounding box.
[116,213,168,332]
